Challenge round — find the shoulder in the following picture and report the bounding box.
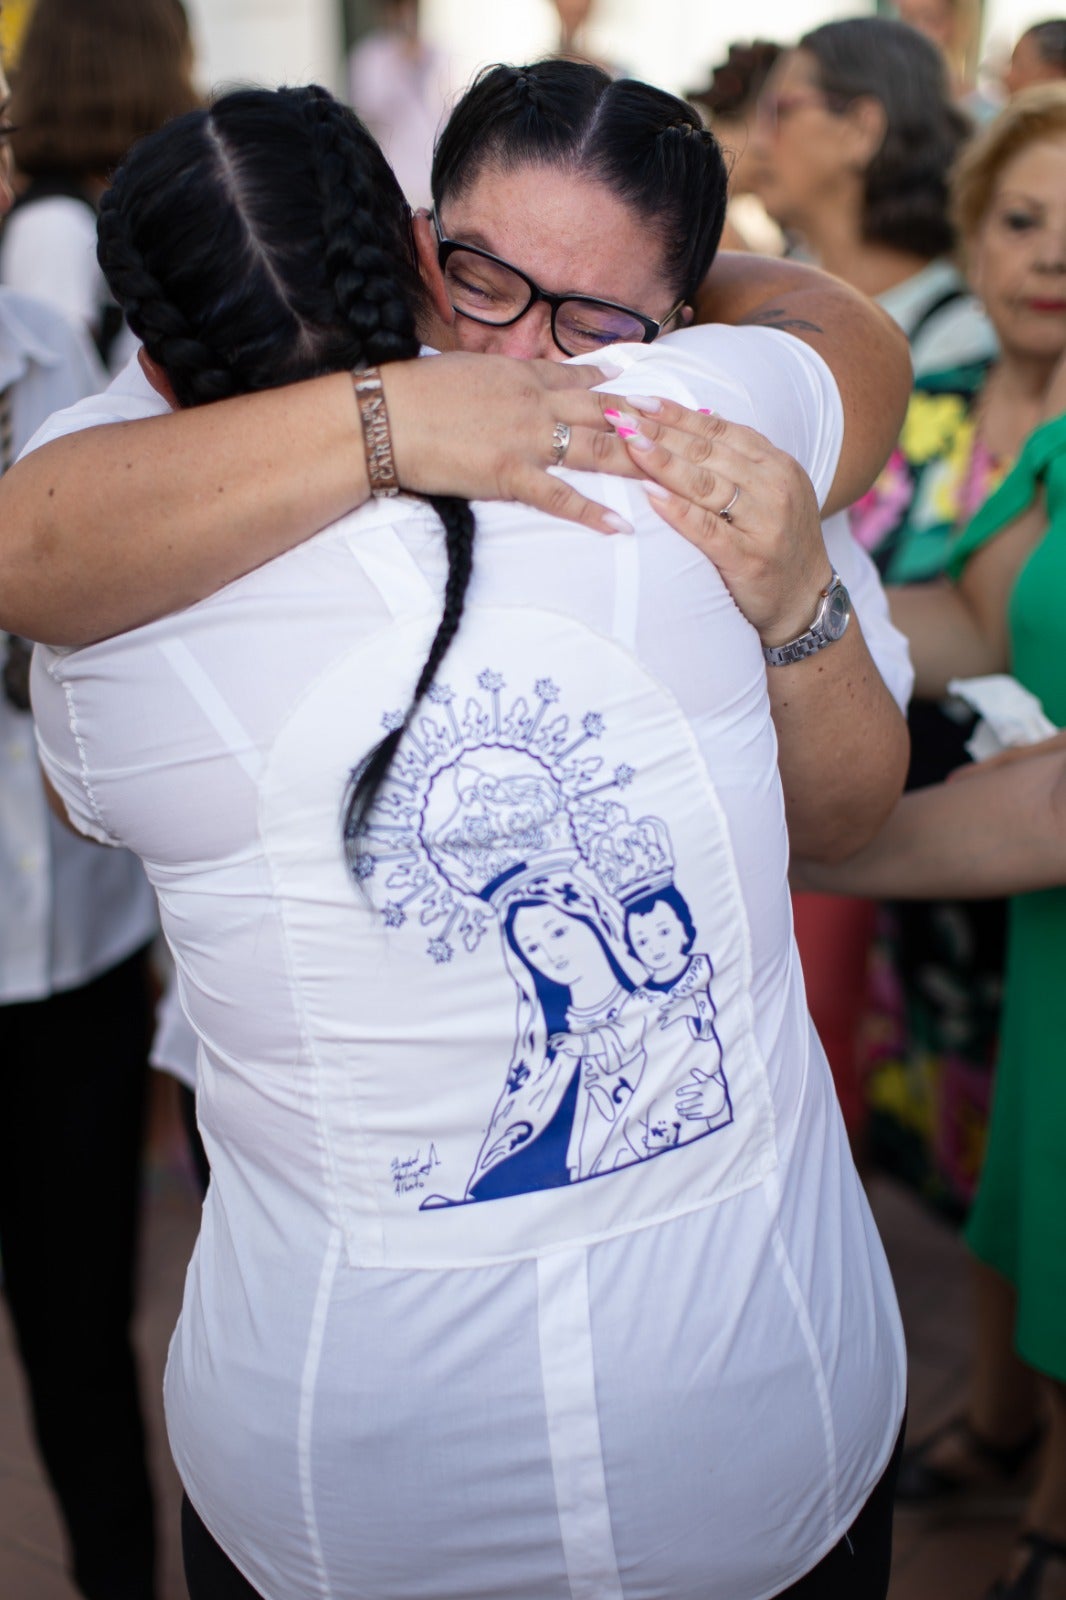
[580,324,839,436]
[17,353,164,460]
[880,262,997,378]
[1,194,98,256]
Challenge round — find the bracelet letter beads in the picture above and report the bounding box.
[353,366,400,497]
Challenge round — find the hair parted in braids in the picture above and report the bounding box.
[432,59,728,304]
[96,83,475,858]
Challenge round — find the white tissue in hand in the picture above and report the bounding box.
[946,673,1058,761]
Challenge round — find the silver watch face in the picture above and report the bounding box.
[822,584,851,642]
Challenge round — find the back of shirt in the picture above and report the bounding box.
[33,325,905,1600]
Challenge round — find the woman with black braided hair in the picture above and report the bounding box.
[5,55,914,871]
[31,75,911,1600]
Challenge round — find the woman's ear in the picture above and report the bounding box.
[412,207,454,329]
[137,347,180,409]
[843,95,888,170]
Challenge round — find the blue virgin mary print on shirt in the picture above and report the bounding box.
[345,668,732,1208]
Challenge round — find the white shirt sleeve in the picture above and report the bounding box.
[822,513,913,711]
[576,326,913,708]
[0,198,104,335]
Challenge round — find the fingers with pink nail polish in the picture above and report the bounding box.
[625,395,663,413]
[603,408,641,439]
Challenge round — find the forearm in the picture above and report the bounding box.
[770,620,910,862]
[0,371,366,644]
[793,748,1066,898]
[0,353,630,646]
[888,580,1006,700]
[696,253,912,515]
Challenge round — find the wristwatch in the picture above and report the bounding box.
[762,571,851,666]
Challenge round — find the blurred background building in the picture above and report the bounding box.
[1,0,1059,103]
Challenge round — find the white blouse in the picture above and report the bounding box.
[32,326,906,1600]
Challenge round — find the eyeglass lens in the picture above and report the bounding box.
[442,248,650,353]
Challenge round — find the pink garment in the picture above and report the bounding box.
[347,30,453,210]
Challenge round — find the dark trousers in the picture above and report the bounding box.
[0,947,157,1600]
[773,1421,905,1598]
[181,1422,905,1600]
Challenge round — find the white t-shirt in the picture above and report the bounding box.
[0,196,139,374]
[0,287,156,1003]
[32,326,906,1600]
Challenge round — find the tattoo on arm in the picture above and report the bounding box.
[740,305,825,335]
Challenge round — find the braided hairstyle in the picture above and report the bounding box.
[432,60,728,305]
[96,85,475,855]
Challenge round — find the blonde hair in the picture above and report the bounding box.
[952,82,1066,241]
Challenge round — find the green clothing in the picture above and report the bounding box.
[952,413,1066,1382]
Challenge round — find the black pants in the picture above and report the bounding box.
[181,1421,905,1600]
[0,948,156,1600]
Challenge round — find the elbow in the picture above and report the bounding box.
[785,717,910,865]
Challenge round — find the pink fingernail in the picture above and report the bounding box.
[698,408,714,415]
[603,512,634,534]
[604,408,640,433]
[596,360,624,378]
[644,481,671,502]
[625,395,662,413]
[627,430,654,452]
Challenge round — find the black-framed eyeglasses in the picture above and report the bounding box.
[432,212,685,357]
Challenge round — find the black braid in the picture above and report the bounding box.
[97,85,477,884]
[343,491,475,861]
[97,196,241,403]
[288,93,478,850]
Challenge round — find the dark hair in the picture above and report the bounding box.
[688,41,782,120]
[623,884,696,962]
[10,0,200,179]
[96,85,475,852]
[431,59,728,303]
[1026,19,1066,71]
[799,17,972,259]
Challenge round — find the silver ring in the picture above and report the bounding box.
[716,483,740,523]
[549,422,572,468]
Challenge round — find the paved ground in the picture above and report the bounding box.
[0,1084,1020,1600]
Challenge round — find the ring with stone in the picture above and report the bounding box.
[717,483,741,523]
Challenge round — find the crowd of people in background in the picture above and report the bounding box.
[0,1,1065,1599]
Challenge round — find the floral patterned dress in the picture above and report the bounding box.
[849,361,1012,1219]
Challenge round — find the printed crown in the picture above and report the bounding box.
[589,815,674,906]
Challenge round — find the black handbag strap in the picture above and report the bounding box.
[908,286,966,346]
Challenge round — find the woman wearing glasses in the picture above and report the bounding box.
[0,59,912,878]
[750,16,993,377]
[34,77,908,1600]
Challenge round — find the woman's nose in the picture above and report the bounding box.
[489,303,565,361]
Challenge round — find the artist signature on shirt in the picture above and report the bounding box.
[391,1144,441,1196]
